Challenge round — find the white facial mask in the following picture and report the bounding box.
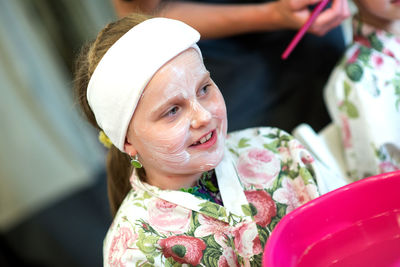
[126,49,227,181]
[130,49,227,179]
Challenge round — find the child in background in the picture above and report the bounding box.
[324,0,400,180]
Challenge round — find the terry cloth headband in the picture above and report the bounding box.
[87,17,201,151]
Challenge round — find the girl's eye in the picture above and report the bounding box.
[198,85,210,97]
[166,106,179,117]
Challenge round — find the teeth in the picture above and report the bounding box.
[198,132,213,144]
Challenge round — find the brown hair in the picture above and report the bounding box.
[73,13,151,217]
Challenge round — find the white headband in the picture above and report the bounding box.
[87,18,201,151]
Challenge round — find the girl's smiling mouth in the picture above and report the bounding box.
[190,129,217,149]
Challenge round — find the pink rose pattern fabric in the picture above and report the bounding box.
[194,214,230,247]
[104,127,320,266]
[232,221,263,259]
[108,227,138,267]
[237,148,280,189]
[218,247,239,267]
[147,198,192,234]
[324,19,400,180]
[158,236,206,266]
[244,190,276,227]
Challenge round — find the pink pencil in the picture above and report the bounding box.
[281,0,331,60]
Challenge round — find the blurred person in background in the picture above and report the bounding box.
[323,0,400,180]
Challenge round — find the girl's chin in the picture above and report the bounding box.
[191,154,224,172]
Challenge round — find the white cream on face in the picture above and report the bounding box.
[126,48,227,187]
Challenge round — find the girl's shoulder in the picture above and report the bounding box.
[227,126,290,139]
[226,126,295,151]
[225,126,317,187]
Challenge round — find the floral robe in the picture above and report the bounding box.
[103,127,321,266]
[324,19,400,180]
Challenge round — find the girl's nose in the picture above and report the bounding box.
[190,101,211,129]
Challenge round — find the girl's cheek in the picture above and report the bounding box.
[160,120,191,153]
[209,96,226,120]
[136,116,190,154]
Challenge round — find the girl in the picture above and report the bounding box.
[324,0,400,180]
[75,13,323,266]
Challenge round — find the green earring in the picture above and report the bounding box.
[130,154,142,168]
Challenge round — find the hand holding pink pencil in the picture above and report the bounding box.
[281,0,331,60]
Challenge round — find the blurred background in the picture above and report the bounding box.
[0,0,117,266]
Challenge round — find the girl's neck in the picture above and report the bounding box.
[142,169,203,190]
[356,12,400,36]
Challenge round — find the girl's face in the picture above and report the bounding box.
[356,0,400,28]
[125,48,227,187]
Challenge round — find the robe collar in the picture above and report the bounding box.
[129,147,252,225]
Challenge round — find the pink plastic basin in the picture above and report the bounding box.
[263,171,400,267]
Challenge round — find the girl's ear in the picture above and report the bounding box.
[124,138,137,157]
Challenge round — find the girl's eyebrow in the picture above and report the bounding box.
[150,94,183,116]
[149,71,211,116]
[195,71,211,90]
